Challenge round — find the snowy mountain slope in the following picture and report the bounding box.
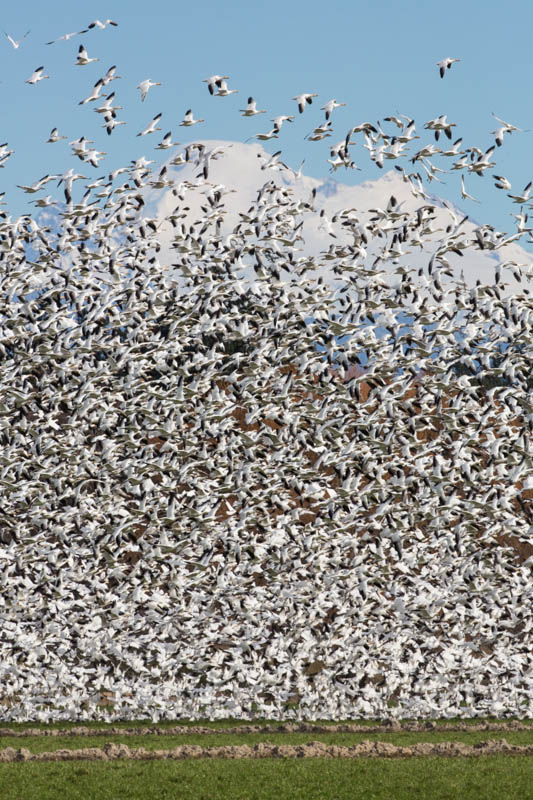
[143,139,533,292]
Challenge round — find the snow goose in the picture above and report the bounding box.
[321,99,346,120]
[17,174,57,193]
[101,65,121,85]
[436,57,460,78]
[460,175,480,203]
[4,30,30,49]
[93,92,122,115]
[79,79,104,104]
[240,97,266,116]
[292,92,318,113]
[203,75,229,95]
[46,128,67,143]
[25,66,50,84]
[493,174,511,191]
[155,132,180,150]
[214,79,238,96]
[75,45,99,66]
[507,181,532,204]
[102,117,126,135]
[137,79,161,102]
[491,112,526,133]
[247,128,279,141]
[179,109,204,126]
[271,114,294,131]
[45,30,84,45]
[137,113,162,136]
[84,19,118,30]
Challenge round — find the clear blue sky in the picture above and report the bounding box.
[2,0,532,235]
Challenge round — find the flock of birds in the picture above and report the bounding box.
[0,20,532,722]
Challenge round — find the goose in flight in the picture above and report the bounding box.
[440,137,464,157]
[155,131,180,150]
[46,128,67,143]
[247,128,279,141]
[258,150,286,171]
[4,30,30,49]
[45,30,85,45]
[203,75,229,95]
[292,93,318,113]
[81,147,106,168]
[240,97,266,116]
[214,78,237,96]
[137,78,161,102]
[491,112,526,133]
[468,145,496,176]
[30,194,55,207]
[491,126,508,148]
[85,19,118,30]
[460,175,480,203]
[102,116,126,135]
[179,109,204,126]
[507,181,532,204]
[271,114,294,131]
[93,92,122,116]
[137,113,162,136]
[424,114,456,140]
[17,174,57,193]
[493,174,511,191]
[101,65,121,85]
[25,66,50,84]
[79,79,104,104]
[436,57,460,78]
[69,136,94,159]
[321,99,346,120]
[75,45,99,65]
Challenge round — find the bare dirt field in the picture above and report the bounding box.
[2,722,533,762]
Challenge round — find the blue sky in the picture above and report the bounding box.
[2,0,533,235]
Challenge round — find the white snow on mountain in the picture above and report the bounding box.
[142,139,533,293]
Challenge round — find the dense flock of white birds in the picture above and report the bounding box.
[0,22,532,722]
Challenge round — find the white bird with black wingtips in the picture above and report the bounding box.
[25,66,50,84]
[76,44,99,66]
[292,92,318,113]
[137,79,161,102]
[4,30,30,49]
[321,99,346,120]
[79,79,104,104]
[436,57,460,78]
[46,128,67,143]
[179,109,204,126]
[137,113,162,137]
[203,75,229,95]
[240,97,266,116]
[84,19,118,30]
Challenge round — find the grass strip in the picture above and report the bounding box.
[1,755,532,800]
[2,729,533,753]
[2,716,531,732]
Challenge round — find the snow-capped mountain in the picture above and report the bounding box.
[143,139,532,292]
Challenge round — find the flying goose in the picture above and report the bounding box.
[436,57,460,78]
[25,66,50,84]
[137,79,161,102]
[75,45,99,65]
[4,30,30,49]
[292,92,318,113]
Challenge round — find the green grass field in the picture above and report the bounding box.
[1,756,533,800]
[1,719,532,800]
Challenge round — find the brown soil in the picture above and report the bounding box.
[1,739,532,762]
